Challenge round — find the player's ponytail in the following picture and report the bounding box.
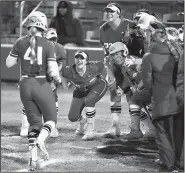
[29,26,37,62]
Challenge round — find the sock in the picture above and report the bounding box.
[37,121,55,141]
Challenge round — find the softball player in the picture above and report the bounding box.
[100,3,152,139]
[6,11,61,170]
[61,51,108,140]
[108,42,155,140]
[20,28,68,138]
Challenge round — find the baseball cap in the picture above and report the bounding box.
[74,51,89,60]
[109,42,128,56]
[45,28,58,40]
[104,3,121,14]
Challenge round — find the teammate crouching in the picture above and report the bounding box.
[61,51,108,140]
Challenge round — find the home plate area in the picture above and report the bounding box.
[1,85,172,172]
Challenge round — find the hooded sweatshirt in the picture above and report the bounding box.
[142,41,180,120]
[49,1,85,46]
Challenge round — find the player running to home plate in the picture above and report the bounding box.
[20,27,68,138]
[6,11,61,170]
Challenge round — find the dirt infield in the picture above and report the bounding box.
[0,83,181,172]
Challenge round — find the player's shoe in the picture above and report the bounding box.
[35,139,49,161]
[143,129,155,139]
[50,127,59,138]
[82,129,95,141]
[103,121,121,138]
[28,142,39,171]
[20,126,29,137]
[76,119,87,135]
[82,120,95,141]
[28,159,39,171]
[155,159,163,165]
[126,129,143,140]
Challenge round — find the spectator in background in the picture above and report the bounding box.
[49,1,85,47]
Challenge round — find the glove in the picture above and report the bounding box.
[125,56,136,67]
[107,76,117,91]
[50,81,57,91]
[115,86,123,96]
[130,86,138,93]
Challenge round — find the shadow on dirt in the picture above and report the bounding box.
[1,124,20,136]
[95,138,159,171]
[96,139,158,155]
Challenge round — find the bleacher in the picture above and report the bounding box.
[1,1,184,46]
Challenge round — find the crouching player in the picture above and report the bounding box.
[6,11,61,170]
[108,42,155,140]
[61,51,110,141]
[20,28,68,138]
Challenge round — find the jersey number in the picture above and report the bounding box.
[24,47,43,65]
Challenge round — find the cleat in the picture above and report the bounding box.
[155,159,163,166]
[28,143,39,171]
[75,116,87,135]
[28,159,39,171]
[82,131,96,141]
[50,127,59,138]
[20,127,29,137]
[76,122,87,135]
[35,139,49,161]
[103,122,121,138]
[82,117,95,141]
[82,121,95,141]
[143,129,155,139]
[126,129,143,140]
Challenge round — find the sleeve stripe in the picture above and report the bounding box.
[48,58,56,61]
[10,53,18,57]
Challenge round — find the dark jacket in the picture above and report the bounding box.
[142,41,180,120]
[49,1,85,46]
[176,50,184,111]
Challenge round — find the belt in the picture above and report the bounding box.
[21,75,46,78]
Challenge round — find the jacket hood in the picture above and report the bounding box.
[56,1,73,21]
[148,41,171,55]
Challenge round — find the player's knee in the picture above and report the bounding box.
[68,115,79,122]
[110,102,121,113]
[68,98,84,122]
[85,107,96,118]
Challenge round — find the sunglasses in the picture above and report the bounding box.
[105,8,116,13]
[74,55,86,60]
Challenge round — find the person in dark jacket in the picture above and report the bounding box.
[142,28,184,172]
[176,51,184,111]
[49,1,85,46]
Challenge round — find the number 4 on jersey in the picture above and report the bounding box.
[24,47,43,65]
